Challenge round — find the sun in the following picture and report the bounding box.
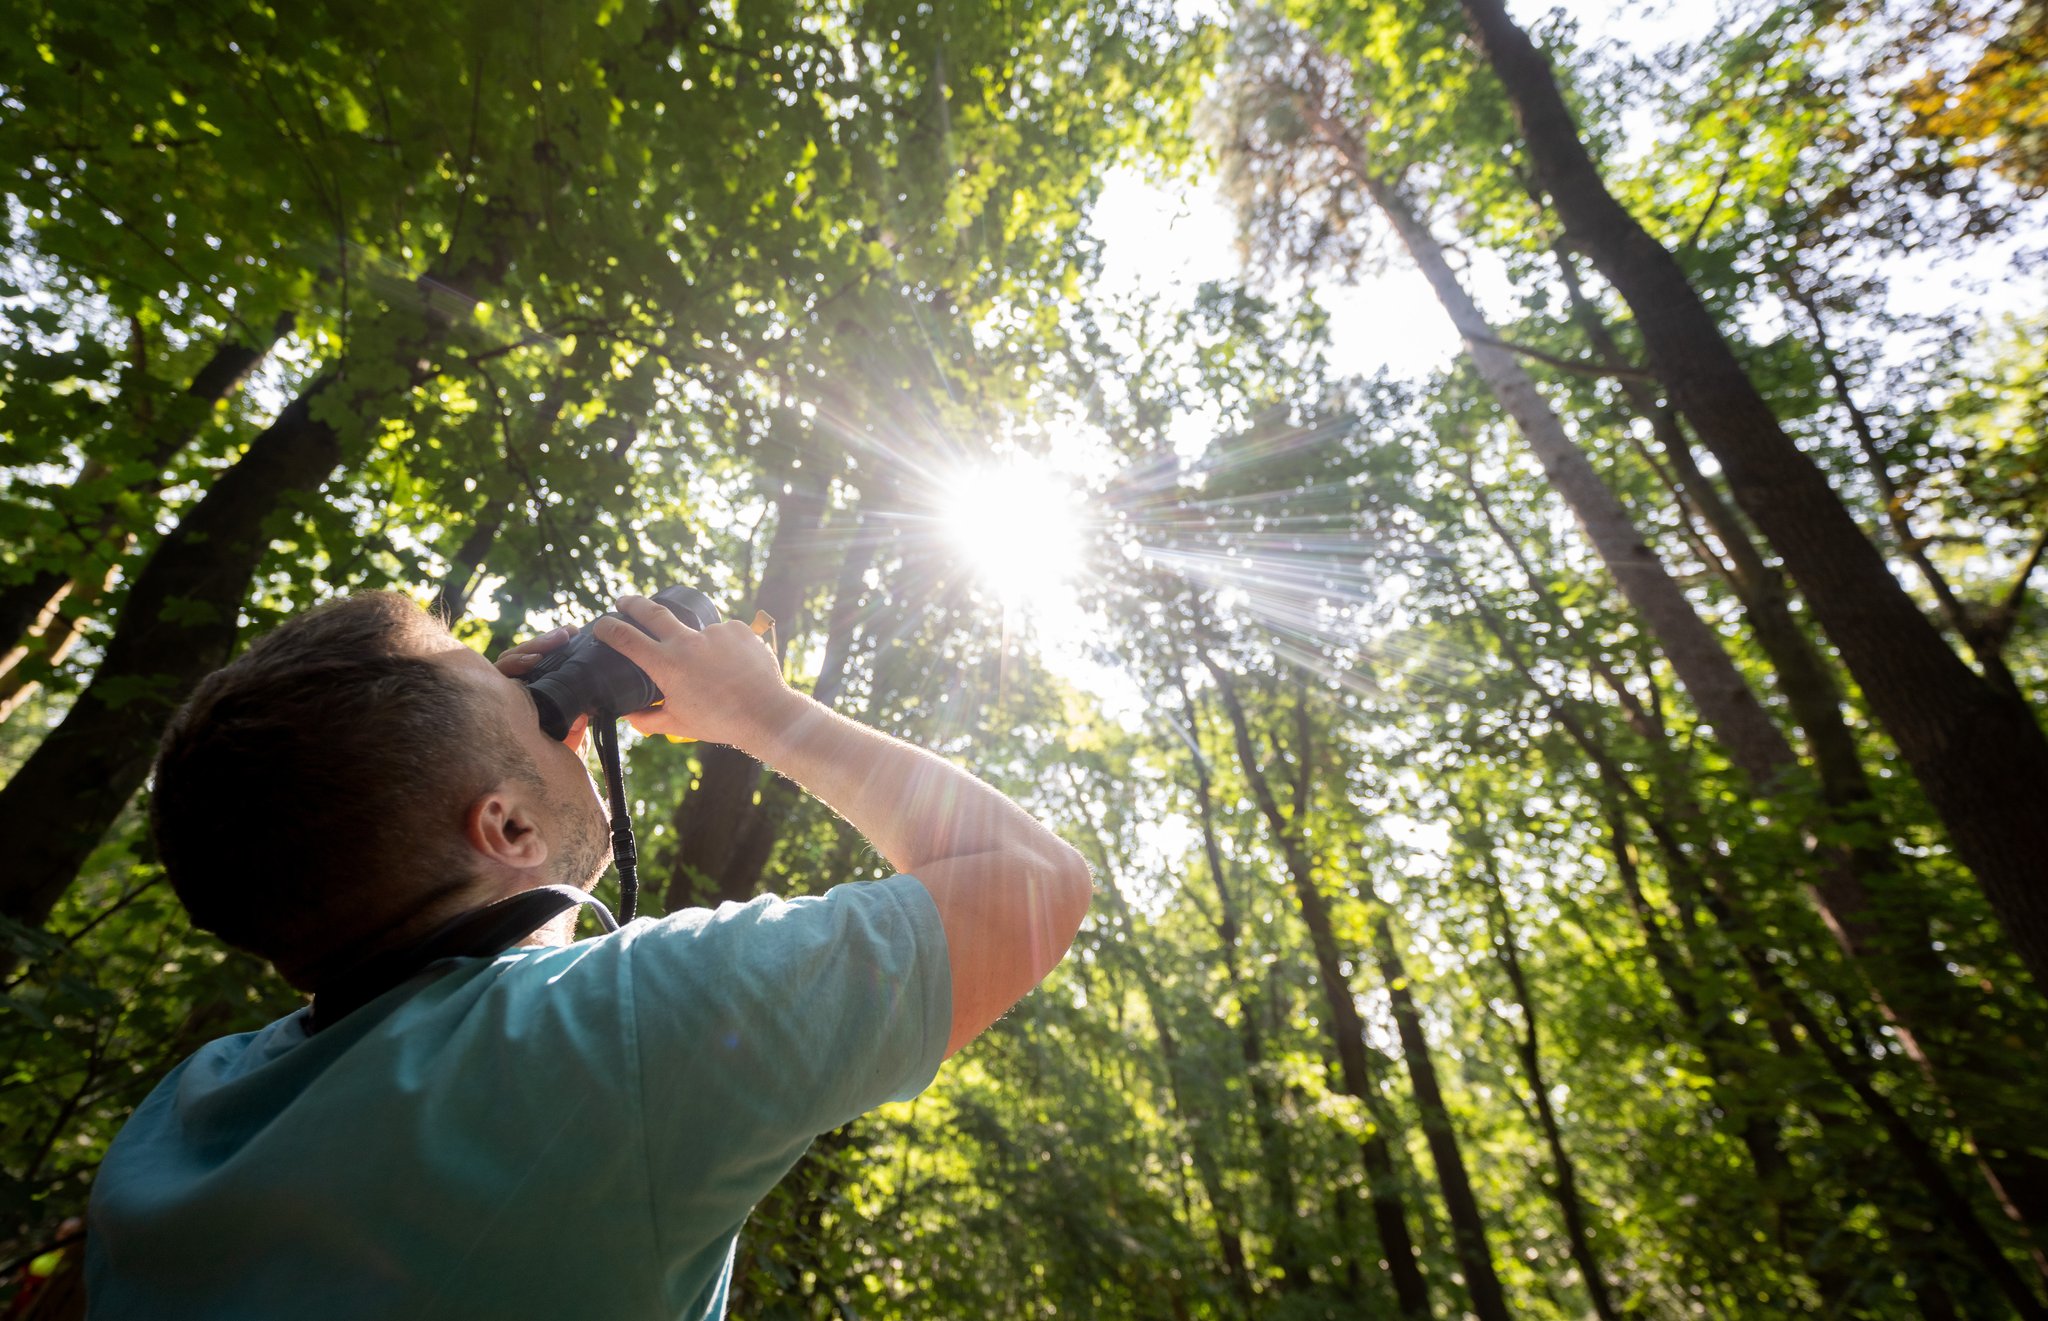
[939,458,1086,611]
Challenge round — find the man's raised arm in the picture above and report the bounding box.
[597,597,1094,1056]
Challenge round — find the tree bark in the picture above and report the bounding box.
[1473,865,1625,1321]
[1202,656,1435,1318]
[1370,912,1516,1321]
[1457,0,2048,987]
[1303,122,1796,789]
[0,323,285,667]
[0,241,506,928]
[664,453,835,910]
[0,381,343,926]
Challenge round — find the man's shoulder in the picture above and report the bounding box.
[610,873,942,978]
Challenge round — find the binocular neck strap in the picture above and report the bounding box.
[307,885,619,1034]
[591,717,639,924]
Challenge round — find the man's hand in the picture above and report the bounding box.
[593,595,791,747]
[492,625,572,677]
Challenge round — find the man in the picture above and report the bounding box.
[85,590,1092,1318]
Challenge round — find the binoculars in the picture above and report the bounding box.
[516,585,723,741]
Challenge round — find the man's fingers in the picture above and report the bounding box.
[493,625,572,675]
[592,613,660,666]
[614,594,691,641]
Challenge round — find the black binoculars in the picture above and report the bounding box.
[516,585,722,741]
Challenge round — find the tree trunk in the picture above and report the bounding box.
[1202,656,1435,1318]
[1180,683,1313,1295]
[0,381,344,927]
[1303,119,1796,788]
[0,324,285,667]
[0,240,507,929]
[664,454,836,910]
[1458,0,2048,987]
[1370,911,1516,1321]
[1071,779,1253,1312]
[1475,868,1625,1321]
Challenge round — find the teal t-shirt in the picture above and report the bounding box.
[85,874,951,1320]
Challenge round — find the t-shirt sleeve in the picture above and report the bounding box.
[626,872,951,1230]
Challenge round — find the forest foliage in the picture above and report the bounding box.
[3,0,2047,1316]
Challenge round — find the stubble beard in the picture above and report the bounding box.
[555,785,612,893]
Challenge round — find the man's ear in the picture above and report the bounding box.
[463,786,552,871]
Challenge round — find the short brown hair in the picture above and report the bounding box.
[151,592,527,978]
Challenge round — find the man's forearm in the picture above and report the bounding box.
[733,687,1081,878]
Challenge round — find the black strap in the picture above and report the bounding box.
[591,719,640,923]
[307,885,618,1033]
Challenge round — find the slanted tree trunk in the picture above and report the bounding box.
[0,248,508,929]
[1179,679,1312,1294]
[1556,252,2048,1231]
[1457,0,2048,987]
[1065,767,1253,1312]
[664,450,835,910]
[1369,911,1516,1321]
[0,382,344,928]
[1297,110,1797,787]
[1202,656,1435,1319]
[1470,859,1625,1321]
[0,321,287,675]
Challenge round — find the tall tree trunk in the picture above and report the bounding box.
[0,382,344,927]
[0,322,287,667]
[1067,773,1253,1313]
[1369,911,1516,1321]
[1457,0,2048,987]
[0,247,507,929]
[1202,656,1435,1318]
[1179,681,1313,1295]
[664,452,836,910]
[1472,863,1626,1321]
[1301,111,1797,787]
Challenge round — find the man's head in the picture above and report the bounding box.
[151,592,609,991]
